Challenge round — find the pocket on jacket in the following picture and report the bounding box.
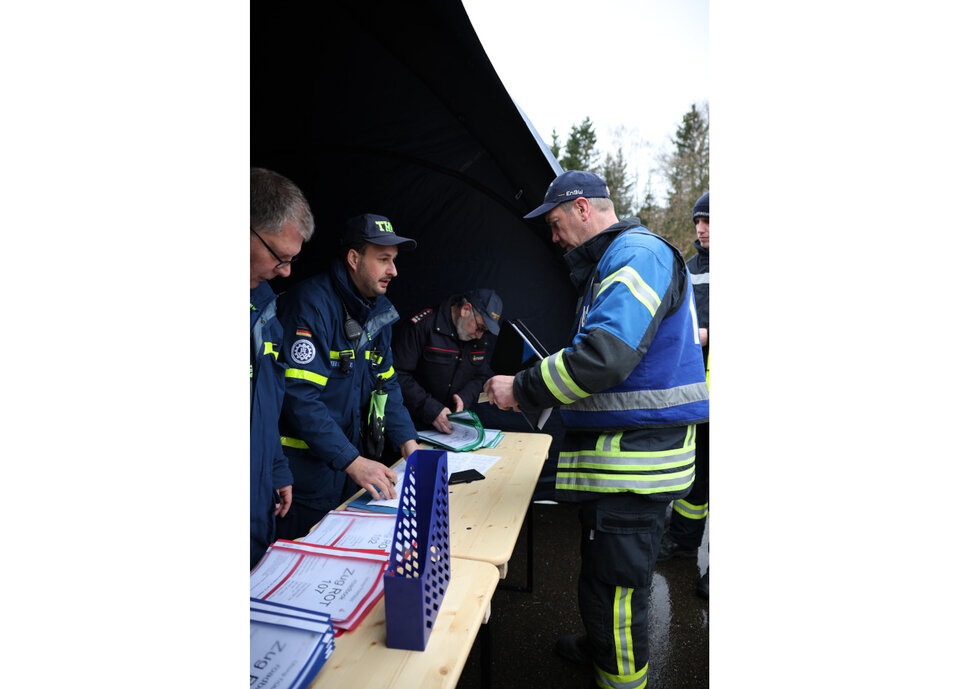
[423,346,456,364]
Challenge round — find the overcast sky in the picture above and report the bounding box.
[462,0,708,198]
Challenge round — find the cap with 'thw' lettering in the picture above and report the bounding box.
[342,213,417,250]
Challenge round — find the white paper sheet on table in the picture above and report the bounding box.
[445,452,500,476]
[302,510,396,552]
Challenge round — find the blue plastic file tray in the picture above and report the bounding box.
[383,449,451,651]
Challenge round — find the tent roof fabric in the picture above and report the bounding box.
[252,0,576,357]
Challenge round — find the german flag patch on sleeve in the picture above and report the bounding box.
[295,327,313,338]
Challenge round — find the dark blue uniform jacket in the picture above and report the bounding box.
[276,260,417,514]
[250,282,294,569]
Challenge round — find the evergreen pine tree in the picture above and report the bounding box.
[600,146,635,218]
[656,103,709,256]
[558,117,599,172]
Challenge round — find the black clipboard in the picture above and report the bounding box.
[489,319,553,430]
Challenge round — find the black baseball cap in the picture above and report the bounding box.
[342,213,417,250]
[465,288,502,336]
[523,170,610,219]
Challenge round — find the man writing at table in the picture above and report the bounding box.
[484,171,708,689]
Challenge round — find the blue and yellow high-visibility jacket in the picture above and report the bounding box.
[250,281,294,569]
[276,260,417,513]
[514,219,708,499]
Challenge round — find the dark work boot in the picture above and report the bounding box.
[554,633,592,666]
[657,533,698,562]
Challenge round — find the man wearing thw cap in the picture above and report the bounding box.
[484,170,708,689]
[394,288,503,433]
[275,213,420,540]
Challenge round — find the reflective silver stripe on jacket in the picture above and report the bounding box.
[565,381,708,412]
[559,446,695,470]
[555,468,694,492]
[689,272,709,285]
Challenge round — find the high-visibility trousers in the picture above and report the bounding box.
[578,493,668,689]
[668,421,709,550]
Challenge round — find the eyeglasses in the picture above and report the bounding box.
[251,227,298,270]
[472,309,488,335]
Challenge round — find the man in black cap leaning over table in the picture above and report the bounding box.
[275,213,421,540]
[394,288,503,433]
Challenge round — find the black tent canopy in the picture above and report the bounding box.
[251,0,577,355]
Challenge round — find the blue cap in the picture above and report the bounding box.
[692,192,709,222]
[342,213,417,249]
[523,170,610,219]
[465,288,503,336]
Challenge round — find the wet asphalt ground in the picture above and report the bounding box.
[456,500,709,689]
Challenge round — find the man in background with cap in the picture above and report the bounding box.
[250,167,314,568]
[275,213,420,540]
[484,171,708,689]
[657,191,710,600]
[393,289,502,433]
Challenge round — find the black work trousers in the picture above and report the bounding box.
[578,492,667,687]
[667,422,709,550]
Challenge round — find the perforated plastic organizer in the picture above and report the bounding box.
[383,449,451,651]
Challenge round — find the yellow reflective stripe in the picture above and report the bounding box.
[249,364,253,378]
[263,342,279,360]
[613,586,636,675]
[555,465,695,494]
[673,499,709,520]
[540,351,589,404]
[378,366,395,380]
[284,368,328,387]
[280,436,309,449]
[595,432,624,453]
[598,265,660,318]
[540,356,573,404]
[595,661,648,689]
[554,350,588,399]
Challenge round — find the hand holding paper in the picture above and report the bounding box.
[483,375,519,412]
[345,455,398,501]
[433,407,455,434]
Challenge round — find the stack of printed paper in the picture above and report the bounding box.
[250,540,389,633]
[302,509,397,551]
[480,427,504,448]
[250,599,334,689]
[418,410,502,451]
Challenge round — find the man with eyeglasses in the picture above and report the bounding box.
[274,214,421,541]
[393,289,502,434]
[250,167,314,569]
